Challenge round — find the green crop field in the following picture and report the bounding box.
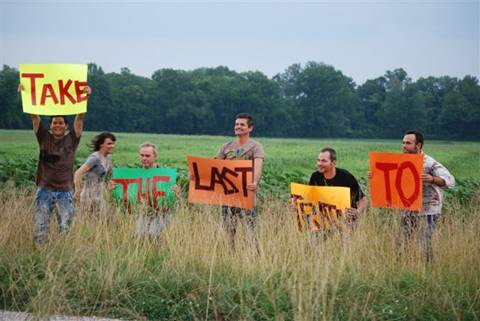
[1,129,479,193]
[0,129,479,320]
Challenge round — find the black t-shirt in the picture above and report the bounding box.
[309,168,364,208]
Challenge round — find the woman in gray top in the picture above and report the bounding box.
[74,132,116,207]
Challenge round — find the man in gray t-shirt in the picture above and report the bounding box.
[215,113,264,249]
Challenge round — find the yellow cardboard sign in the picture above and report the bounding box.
[19,64,88,115]
[290,183,351,232]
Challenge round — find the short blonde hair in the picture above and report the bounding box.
[139,141,157,156]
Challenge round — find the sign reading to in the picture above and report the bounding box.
[290,183,351,232]
[369,152,423,211]
[19,64,88,115]
[111,167,177,210]
[188,156,254,209]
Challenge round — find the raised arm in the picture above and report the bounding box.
[31,115,41,134]
[74,113,84,138]
[73,85,91,138]
[18,84,41,134]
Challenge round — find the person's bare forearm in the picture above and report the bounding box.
[31,115,41,133]
[253,158,263,184]
[74,113,85,137]
[357,197,368,214]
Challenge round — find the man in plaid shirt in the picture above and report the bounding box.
[400,130,455,262]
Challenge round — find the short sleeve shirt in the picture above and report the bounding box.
[215,139,264,208]
[215,139,265,161]
[36,125,80,191]
[82,151,113,191]
[309,168,364,209]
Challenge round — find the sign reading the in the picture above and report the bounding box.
[290,183,351,232]
[111,167,177,210]
[19,64,88,115]
[369,152,423,211]
[188,156,254,209]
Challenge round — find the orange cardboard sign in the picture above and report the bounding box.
[369,152,423,211]
[188,156,254,209]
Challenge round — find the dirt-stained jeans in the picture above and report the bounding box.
[34,187,74,245]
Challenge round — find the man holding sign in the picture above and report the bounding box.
[399,130,455,261]
[118,142,180,239]
[215,113,265,249]
[18,75,91,245]
[309,147,367,222]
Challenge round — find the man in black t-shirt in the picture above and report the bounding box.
[309,147,367,220]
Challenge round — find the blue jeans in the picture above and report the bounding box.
[34,187,74,245]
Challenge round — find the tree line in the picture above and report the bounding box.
[1,62,479,140]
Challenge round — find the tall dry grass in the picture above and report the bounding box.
[0,187,479,320]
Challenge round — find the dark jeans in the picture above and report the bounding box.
[400,214,439,262]
[221,206,257,250]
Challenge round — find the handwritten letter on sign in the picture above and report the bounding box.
[19,64,88,115]
[111,167,177,210]
[188,156,254,209]
[290,183,351,232]
[369,152,423,211]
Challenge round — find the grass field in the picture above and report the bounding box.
[0,130,479,320]
[1,129,479,192]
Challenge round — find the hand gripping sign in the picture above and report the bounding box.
[188,156,254,209]
[111,167,177,211]
[19,64,88,115]
[290,183,351,232]
[369,152,423,211]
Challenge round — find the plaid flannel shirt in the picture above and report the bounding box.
[401,153,455,217]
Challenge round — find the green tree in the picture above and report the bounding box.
[357,77,387,135]
[0,66,28,129]
[439,76,480,139]
[275,62,360,137]
[376,69,427,137]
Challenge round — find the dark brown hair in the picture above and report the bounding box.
[236,113,254,128]
[320,147,337,161]
[89,132,116,152]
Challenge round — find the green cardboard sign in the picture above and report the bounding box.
[112,167,177,210]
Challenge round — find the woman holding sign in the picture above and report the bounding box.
[74,132,116,210]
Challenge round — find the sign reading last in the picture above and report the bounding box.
[19,64,88,115]
[187,156,254,209]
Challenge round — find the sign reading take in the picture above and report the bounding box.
[19,64,88,115]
